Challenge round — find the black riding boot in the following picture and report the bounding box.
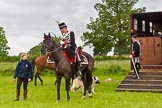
[24,90,28,100]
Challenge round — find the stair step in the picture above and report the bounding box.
[120,84,162,86]
[116,88,162,92]
[125,75,162,80]
[117,85,162,89]
[116,69,162,93]
[121,79,162,84]
[129,72,162,75]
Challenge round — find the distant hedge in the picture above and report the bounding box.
[0,56,19,62]
[94,55,130,60]
[0,56,36,62]
[0,54,130,62]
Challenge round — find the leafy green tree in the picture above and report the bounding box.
[81,0,144,58]
[28,43,42,57]
[0,26,10,56]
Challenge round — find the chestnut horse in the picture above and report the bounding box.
[41,33,94,102]
[31,55,55,86]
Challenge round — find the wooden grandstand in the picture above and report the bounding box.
[116,11,162,92]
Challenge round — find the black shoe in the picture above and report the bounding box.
[132,73,136,75]
[132,74,140,79]
[132,75,137,79]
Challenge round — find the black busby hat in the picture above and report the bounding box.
[131,34,137,38]
[58,22,67,29]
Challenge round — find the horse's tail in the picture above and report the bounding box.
[31,57,36,80]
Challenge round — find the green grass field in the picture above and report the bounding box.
[1,60,162,108]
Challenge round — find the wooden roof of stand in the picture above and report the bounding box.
[131,11,162,23]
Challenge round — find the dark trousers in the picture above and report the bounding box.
[17,78,28,90]
[64,47,75,59]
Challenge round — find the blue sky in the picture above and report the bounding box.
[0,0,161,56]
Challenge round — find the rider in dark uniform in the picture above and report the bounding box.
[131,30,141,78]
[59,22,76,58]
[58,22,82,75]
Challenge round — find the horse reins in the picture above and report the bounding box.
[42,43,60,54]
[42,42,63,71]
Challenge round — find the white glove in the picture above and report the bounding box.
[60,41,64,45]
[28,78,31,82]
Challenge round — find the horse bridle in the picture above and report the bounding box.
[42,43,60,54]
[42,41,63,71]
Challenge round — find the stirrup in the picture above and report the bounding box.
[47,60,55,63]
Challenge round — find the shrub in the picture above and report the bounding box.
[94,55,130,60]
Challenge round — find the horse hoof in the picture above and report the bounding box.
[88,93,93,98]
[81,96,86,99]
[56,100,60,103]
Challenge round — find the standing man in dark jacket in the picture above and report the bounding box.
[131,31,141,78]
[13,52,33,101]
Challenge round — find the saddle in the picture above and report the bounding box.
[47,56,55,64]
[63,47,88,64]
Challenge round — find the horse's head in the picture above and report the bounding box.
[44,33,51,40]
[41,33,54,55]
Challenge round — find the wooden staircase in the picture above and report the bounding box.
[115,69,162,92]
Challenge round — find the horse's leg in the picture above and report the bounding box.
[64,74,70,101]
[34,73,38,86]
[87,70,93,98]
[56,75,62,102]
[81,73,87,99]
[36,68,44,86]
[37,75,43,86]
[54,80,57,85]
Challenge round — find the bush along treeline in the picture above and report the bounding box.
[0,54,130,62]
[0,55,130,76]
[0,56,20,62]
[0,55,37,62]
[94,54,130,60]
[0,55,55,76]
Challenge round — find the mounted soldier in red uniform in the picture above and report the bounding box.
[58,22,84,75]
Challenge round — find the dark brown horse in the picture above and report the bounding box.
[41,33,94,102]
[31,55,55,86]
